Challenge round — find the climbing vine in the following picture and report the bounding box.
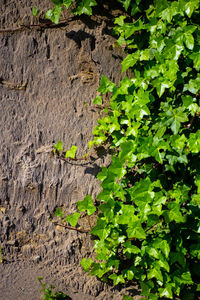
[46,1,200,299]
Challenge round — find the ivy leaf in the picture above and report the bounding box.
[99,198,115,219]
[65,212,80,227]
[158,284,173,299]
[123,241,140,255]
[127,221,146,240]
[123,295,133,300]
[77,195,96,216]
[121,0,131,11]
[184,32,194,50]
[74,0,97,15]
[173,271,193,285]
[122,53,139,73]
[32,6,38,17]
[128,177,153,208]
[53,140,63,153]
[63,0,73,9]
[45,5,62,24]
[183,75,200,94]
[147,267,163,282]
[188,130,200,153]
[90,218,110,240]
[185,0,199,17]
[65,145,77,158]
[81,258,93,272]
[166,107,188,135]
[190,50,200,70]
[55,207,63,218]
[93,95,102,105]
[114,15,126,26]
[152,78,170,97]
[164,202,186,223]
[98,75,115,94]
[153,239,170,258]
[108,273,125,285]
[140,280,154,296]
[97,167,108,182]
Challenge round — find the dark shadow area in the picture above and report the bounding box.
[66,30,96,50]
[84,163,101,177]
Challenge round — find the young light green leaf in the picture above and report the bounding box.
[108,273,125,285]
[98,75,115,94]
[93,95,102,105]
[77,195,96,215]
[65,145,78,159]
[45,5,62,24]
[63,0,74,9]
[65,212,80,227]
[53,140,63,153]
[81,257,93,272]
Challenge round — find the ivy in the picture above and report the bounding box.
[44,0,200,299]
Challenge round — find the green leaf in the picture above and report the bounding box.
[190,50,200,70]
[45,5,63,24]
[81,258,93,272]
[185,0,199,17]
[99,198,115,219]
[98,75,115,94]
[127,221,146,240]
[147,267,163,283]
[114,15,126,26]
[123,241,140,255]
[123,295,133,300]
[108,273,125,285]
[140,280,154,296]
[65,145,77,159]
[93,95,102,105]
[188,130,200,153]
[121,53,139,73]
[53,140,63,153]
[75,0,97,16]
[63,0,73,9]
[90,218,110,240]
[173,271,193,285]
[159,284,173,299]
[77,195,96,216]
[153,239,170,258]
[55,207,63,218]
[164,202,186,223]
[184,32,194,50]
[65,212,80,227]
[122,0,131,11]
[32,6,38,17]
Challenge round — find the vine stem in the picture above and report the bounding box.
[53,222,90,233]
[0,18,74,33]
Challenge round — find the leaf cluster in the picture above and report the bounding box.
[53,141,77,159]
[38,277,69,300]
[46,0,200,299]
[45,0,97,24]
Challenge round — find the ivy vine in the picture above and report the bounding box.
[46,1,200,299]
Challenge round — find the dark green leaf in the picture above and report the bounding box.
[55,207,63,218]
[32,6,38,17]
